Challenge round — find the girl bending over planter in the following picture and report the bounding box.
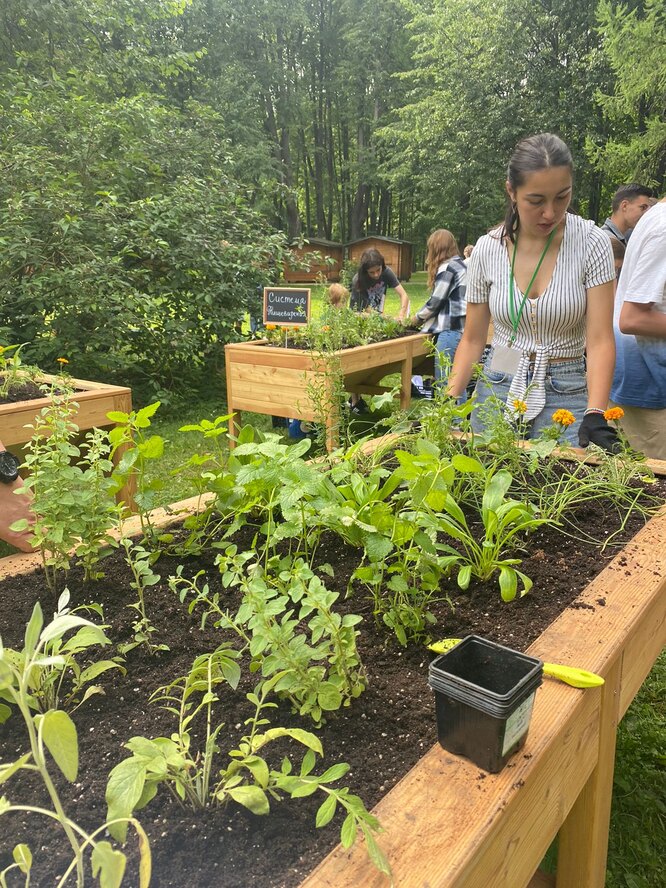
[349,249,409,413]
[447,132,619,451]
[350,249,410,322]
[410,229,466,386]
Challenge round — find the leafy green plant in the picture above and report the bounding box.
[0,342,40,399]
[0,602,151,888]
[105,670,388,875]
[107,401,165,537]
[397,449,550,601]
[108,647,242,815]
[174,553,366,724]
[118,537,169,655]
[11,389,119,594]
[0,589,124,715]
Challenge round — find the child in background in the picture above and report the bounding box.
[326,282,350,308]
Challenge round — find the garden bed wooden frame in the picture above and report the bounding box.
[0,373,136,510]
[1,454,664,888]
[224,333,433,451]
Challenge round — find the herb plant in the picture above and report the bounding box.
[0,602,151,888]
[0,590,124,715]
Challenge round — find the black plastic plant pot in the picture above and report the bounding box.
[428,635,543,773]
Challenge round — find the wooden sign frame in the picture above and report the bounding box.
[263,286,311,326]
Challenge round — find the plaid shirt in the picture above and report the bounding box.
[415,257,467,333]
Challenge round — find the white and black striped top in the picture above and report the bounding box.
[467,213,614,419]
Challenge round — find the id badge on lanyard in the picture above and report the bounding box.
[493,228,556,376]
[490,344,522,375]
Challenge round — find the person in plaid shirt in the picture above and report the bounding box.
[411,229,467,383]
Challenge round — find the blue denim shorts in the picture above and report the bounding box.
[471,354,587,445]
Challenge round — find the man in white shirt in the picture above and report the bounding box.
[610,198,666,459]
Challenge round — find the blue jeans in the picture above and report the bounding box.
[471,353,588,445]
[433,330,463,383]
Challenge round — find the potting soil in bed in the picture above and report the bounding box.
[0,486,664,887]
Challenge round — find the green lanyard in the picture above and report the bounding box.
[508,228,557,345]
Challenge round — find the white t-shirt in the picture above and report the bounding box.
[611,202,666,409]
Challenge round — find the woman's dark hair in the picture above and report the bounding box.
[502,133,573,241]
[357,248,386,293]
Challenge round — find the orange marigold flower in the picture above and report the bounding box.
[56,357,69,365]
[552,409,575,427]
[321,325,330,332]
[512,399,527,415]
[265,324,276,331]
[604,407,624,422]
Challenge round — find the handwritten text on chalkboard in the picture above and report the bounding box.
[263,287,311,326]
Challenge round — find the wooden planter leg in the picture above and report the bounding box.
[400,345,414,410]
[110,391,137,513]
[555,656,622,887]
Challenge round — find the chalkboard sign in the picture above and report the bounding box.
[263,287,311,326]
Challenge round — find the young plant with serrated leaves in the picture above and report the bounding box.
[177,553,365,724]
[0,601,151,888]
[220,431,338,567]
[118,537,168,655]
[11,390,119,595]
[107,401,165,539]
[352,511,456,646]
[0,589,124,716]
[106,647,241,819]
[105,669,388,874]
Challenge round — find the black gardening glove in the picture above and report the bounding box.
[578,412,621,453]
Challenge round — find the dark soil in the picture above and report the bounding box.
[0,376,76,405]
[0,375,45,403]
[0,486,663,887]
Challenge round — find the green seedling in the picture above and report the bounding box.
[428,639,604,688]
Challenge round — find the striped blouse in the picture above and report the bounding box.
[466,213,615,418]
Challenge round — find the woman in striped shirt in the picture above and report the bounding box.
[447,133,619,450]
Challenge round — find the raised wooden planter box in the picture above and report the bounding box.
[2,463,663,888]
[224,333,433,450]
[301,501,666,888]
[1,374,136,510]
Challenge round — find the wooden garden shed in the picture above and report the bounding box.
[283,238,343,283]
[346,235,413,281]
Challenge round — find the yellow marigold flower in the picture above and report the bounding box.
[265,324,276,331]
[552,409,575,427]
[604,407,624,422]
[321,325,330,332]
[512,399,527,415]
[56,357,69,365]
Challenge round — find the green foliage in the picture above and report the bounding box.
[0,591,124,717]
[0,596,150,888]
[174,554,366,725]
[105,668,388,874]
[11,387,119,593]
[0,1,290,400]
[591,0,666,187]
[118,538,169,656]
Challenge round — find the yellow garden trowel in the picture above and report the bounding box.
[427,639,604,688]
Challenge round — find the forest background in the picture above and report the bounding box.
[0,0,664,400]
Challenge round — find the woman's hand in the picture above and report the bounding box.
[578,412,621,453]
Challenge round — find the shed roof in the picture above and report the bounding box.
[345,234,413,247]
